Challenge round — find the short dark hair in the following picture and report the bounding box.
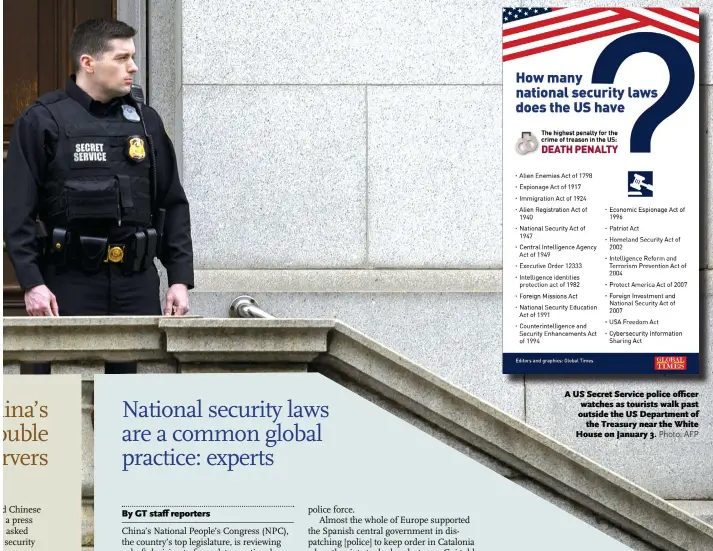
[70,19,136,72]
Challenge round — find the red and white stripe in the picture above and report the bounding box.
[503,7,699,62]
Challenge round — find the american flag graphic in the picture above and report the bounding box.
[503,7,699,62]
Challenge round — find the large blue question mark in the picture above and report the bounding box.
[591,32,695,153]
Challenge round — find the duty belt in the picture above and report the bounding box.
[49,227,158,274]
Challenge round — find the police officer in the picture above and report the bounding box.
[3,19,194,373]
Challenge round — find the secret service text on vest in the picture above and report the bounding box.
[74,142,106,162]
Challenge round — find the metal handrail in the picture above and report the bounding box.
[229,295,275,319]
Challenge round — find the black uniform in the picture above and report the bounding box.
[3,75,194,372]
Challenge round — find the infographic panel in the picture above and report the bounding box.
[502,7,700,374]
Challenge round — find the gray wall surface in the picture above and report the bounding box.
[147,0,712,515]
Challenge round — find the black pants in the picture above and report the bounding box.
[25,261,161,374]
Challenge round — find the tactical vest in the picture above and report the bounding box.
[37,91,153,232]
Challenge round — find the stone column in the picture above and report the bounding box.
[50,361,103,500]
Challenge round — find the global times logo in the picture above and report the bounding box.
[628,171,653,197]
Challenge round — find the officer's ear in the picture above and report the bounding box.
[78,53,97,74]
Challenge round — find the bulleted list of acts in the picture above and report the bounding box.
[504,131,698,368]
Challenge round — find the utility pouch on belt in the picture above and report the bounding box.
[78,236,108,272]
[123,229,159,275]
[51,228,70,265]
[132,231,147,273]
[125,228,158,276]
[64,178,120,222]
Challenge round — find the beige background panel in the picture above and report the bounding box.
[3,375,82,550]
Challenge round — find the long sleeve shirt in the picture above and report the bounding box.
[3,76,194,291]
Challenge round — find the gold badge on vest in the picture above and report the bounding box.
[126,136,146,163]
